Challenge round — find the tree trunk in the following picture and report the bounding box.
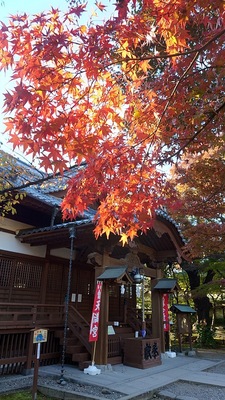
[185,268,212,326]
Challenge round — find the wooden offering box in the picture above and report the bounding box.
[124,337,161,369]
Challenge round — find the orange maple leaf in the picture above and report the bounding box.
[95,2,106,12]
[119,233,129,247]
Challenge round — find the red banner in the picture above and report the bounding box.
[163,293,170,332]
[89,280,103,342]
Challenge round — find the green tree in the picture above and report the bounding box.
[0,150,26,216]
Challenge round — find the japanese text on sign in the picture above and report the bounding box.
[33,328,48,343]
[163,293,170,332]
[89,280,103,342]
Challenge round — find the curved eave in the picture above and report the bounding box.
[16,220,95,248]
[15,210,188,261]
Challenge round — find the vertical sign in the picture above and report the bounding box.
[32,329,48,400]
[163,293,170,332]
[89,280,103,342]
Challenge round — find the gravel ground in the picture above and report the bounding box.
[156,360,225,400]
[204,359,225,374]
[0,374,125,399]
[157,381,225,400]
[1,361,225,400]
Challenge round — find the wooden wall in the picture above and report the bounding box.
[109,284,136,323]
[0,251,136,326]
[45,262,67,304]
[0,252,95,320]
[0,255,43,304]
[0,253,69,305]
[73,264,95,321]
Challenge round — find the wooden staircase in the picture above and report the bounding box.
[126,307,152,335]
[55,305,92,370]
[108,325,134,364]
[54,305,152,369]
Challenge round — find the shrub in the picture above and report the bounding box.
[196,324,217,348]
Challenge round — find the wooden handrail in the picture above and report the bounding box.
[68,304,92,353]
[126,307,152,334]
[0,302,65,308]
[69,304,90,326]
[0,302,91,352]
[0,302,65,329]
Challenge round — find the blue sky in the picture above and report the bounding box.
[0,0,115,21]
[0,0,66,17]
[0,0,115,161]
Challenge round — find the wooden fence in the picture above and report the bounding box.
[0,303,64,375]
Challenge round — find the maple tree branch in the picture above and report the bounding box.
[0,161,86,196]
[160,52,199,120]
[174,160,225,204]
[145,51,200,159]
[137,50,200,165]
[159,99,225,165]
[203,184,225,204]
[114,30,225,166]
[0,175,50,194]
[115,27,225,64]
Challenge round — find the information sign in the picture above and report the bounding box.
[33,328,48,343]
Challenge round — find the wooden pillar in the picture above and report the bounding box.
[177,315,182,353]
[123,297,128,324]
[95,281,109,365]
[23,331,34,375]
[151,269,165,353]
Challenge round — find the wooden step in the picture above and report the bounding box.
[66,337,79,345]
[58,337,78,346]
[72,352,90,362]
[108,356,122,365]
[54,329,64,339]
[80,360,92,370]
[114,326,133,334]
[67,344,85,354]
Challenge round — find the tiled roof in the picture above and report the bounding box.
[0,150,46,187]
[170,304,196,314]
[153,278,180,291]
[1,150,87,211]
[97,266,133,283]
[37,164,85,193]
[2,151,185,248]
[156,208,185,243]
[24,187,62,207]
[17,218,93,238]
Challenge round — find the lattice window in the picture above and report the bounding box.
[13,262,42,289]
[0,258,13,287]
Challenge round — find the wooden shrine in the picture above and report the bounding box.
[0,151,190,374]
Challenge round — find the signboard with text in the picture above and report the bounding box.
[33,328,48,343]
[163,294,170,332]
[89,280,103,342]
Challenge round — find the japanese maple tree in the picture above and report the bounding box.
[168,147,225,324]
[169,148,225,258]
[1,0,225,245]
